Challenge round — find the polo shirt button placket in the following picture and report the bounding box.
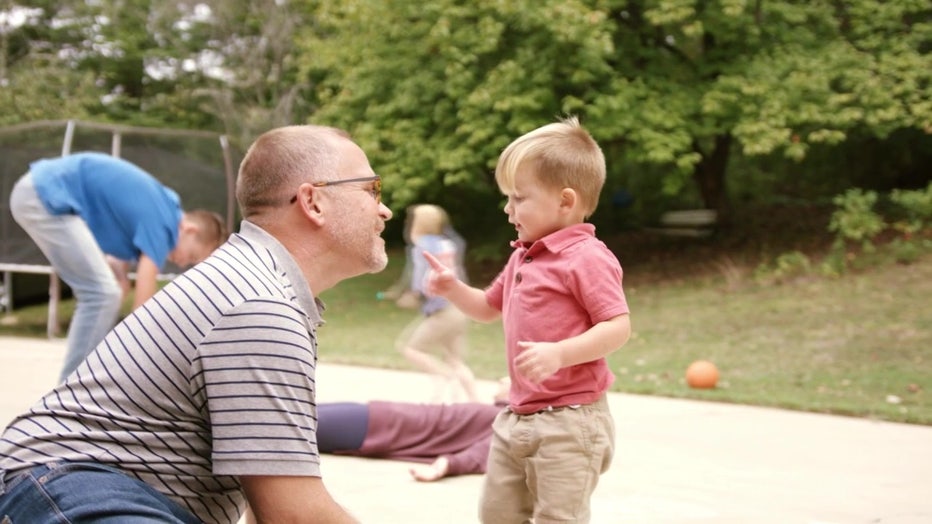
[515,255,532,283]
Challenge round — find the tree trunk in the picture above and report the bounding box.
[693,133,732,225]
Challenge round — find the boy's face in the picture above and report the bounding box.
[168,230,214,268]
[502,169,566,243]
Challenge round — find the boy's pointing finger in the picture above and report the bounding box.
[422,251,446,271]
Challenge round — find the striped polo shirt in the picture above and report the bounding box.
[0,221,324,523]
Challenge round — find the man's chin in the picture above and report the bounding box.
[368,252,389,274]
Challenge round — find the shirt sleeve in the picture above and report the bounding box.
[568,243,629,323]
[194,298,322,478]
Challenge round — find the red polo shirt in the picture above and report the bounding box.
[486,223,629,414]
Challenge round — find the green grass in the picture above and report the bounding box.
[2,249,930,425]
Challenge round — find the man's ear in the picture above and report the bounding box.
[296,183,326,226]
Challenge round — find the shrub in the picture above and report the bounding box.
[828,189,886,253]
[754,251,812,285]
[890,182,932,238]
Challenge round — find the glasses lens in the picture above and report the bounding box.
[374,178,382,204]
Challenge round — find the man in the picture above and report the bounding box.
[0,125,392,523]
[9,152,227,381]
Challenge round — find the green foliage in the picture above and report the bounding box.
[0,55,97,126]
[828,188,886,252]
[754,250,812,285]
[297,0,932,244]
[890,182,932,236]
[890,238,923,265]
[818,185,932,274]
[2,0,930,243]
[818,249,847,278]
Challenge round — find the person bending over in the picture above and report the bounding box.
[9,152,227,381]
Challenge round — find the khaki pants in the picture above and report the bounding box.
[479,396,614,524]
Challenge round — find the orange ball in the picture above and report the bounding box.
[686,360,719,389]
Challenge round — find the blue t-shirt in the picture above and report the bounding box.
[29,152,182,268]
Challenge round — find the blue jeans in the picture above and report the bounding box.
[10,174,123,382]
[0,462,199,523]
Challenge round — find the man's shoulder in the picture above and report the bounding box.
[167,241,278,303]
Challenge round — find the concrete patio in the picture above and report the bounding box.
[1,335,930,523]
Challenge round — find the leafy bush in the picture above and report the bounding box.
[828,189,886,253]
[890,238,923,264]
[755,251,812,284]
[890,182,932,238]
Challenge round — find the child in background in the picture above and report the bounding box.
[397,204,480,402]
[379,205,418,308]
[10,152,227,381]
[424,116,631,523]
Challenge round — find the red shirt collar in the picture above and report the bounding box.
[509,223,596,254]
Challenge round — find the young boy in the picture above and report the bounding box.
[424,116,631,523]
[9,151,228,381]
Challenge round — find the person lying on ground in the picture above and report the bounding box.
[317,378,510,482]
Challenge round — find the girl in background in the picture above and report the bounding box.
[396,204,479,402]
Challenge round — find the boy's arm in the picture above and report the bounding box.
[515,313,631,384]
[132,254,159,310]
[423,252,500,322]
[106,255,132,300]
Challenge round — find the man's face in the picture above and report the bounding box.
[324,139,392,275]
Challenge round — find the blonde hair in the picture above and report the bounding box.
[235,125,351,218]
[408,204,449,238]
[495,116,606,217]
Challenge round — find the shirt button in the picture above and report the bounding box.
[524,256,532,263]
[515,273,522,283]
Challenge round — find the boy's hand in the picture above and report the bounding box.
[515,341,562,383]
[423,251,458,297]
[105,255,131,300]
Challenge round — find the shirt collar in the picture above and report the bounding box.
[237,220,325,327]
[510,223,596,255]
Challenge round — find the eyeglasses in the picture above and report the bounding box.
[289,175,382,205]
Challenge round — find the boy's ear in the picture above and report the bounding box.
[560,188,578,212]
[180,218,200,235]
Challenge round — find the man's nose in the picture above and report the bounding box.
[380,202,393,220]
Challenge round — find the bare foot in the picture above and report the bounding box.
[409,457,449,482]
